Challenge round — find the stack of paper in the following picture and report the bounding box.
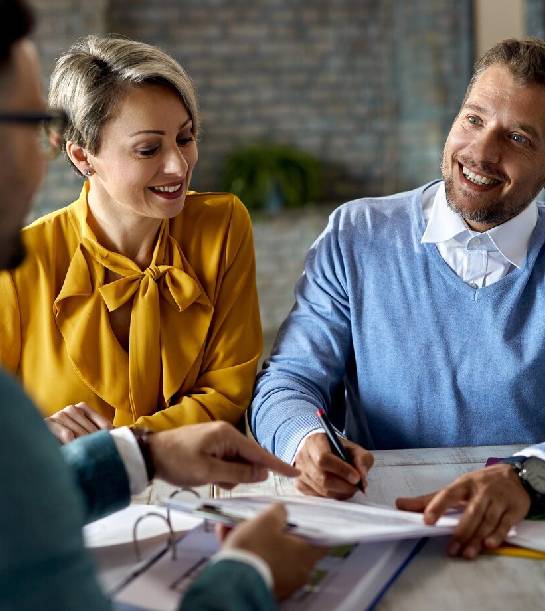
[165,494,460,546]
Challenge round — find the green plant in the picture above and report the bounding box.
[220,143,322,211]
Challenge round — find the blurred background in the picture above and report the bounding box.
[28,0,542,351]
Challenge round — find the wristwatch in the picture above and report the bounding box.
[500,455,545,518]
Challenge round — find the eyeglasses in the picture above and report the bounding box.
[0,109,68,157]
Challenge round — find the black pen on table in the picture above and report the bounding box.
[315,407,365,492]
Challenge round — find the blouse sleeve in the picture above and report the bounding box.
[0,270,22,374]
[134,198,262,430]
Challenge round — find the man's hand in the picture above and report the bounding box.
[294,432,374,499]
[149,421,299,488]
[45,402,112,444]
[396,464,531,559]
[218,504,327,600]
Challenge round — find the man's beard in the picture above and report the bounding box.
[444,174,542,227]
[441,151,543,227]
[1,232,26,271]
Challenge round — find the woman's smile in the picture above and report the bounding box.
[149,181,185,200]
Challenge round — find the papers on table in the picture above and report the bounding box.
[366,444,526,507]
[509,520,545,553]
[165,494,460,546]
[216,444,527,508]
[84,504,202,548]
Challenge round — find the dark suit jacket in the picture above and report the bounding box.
[0,369,275,611]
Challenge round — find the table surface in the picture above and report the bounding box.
[96,444,545,610]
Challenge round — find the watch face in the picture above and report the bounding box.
[521,457,545,495]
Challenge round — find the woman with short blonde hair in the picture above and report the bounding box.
[0,34,262,442]
[49,35,200,162]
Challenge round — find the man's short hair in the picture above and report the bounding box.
[0,0,33,68]
[470,38,545,91]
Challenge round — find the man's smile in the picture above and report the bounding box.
[461,164,502,186]
[456,161,504,193]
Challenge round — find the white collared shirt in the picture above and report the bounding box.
[421,182,538,288]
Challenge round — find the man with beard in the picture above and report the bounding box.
[251,38,545,553]
[0,2,324,609]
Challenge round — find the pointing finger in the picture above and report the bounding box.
[228,433,299,478]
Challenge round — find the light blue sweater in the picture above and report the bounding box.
[251,182,545,463]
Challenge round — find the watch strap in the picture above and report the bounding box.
[498,455,527,466]
[130,427,156,483]
[499,455,545,519]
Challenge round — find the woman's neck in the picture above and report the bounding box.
[86,187,162,270]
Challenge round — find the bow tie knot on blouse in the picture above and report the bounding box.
[98,262,200,314]
[54,215,211,422]
[145,264,164,282]
[93,227,205,420]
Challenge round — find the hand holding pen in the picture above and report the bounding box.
[293,408,374,499]
[315,408,366,493]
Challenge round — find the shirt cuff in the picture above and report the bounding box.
[291,428,325,465]
[212,549,273,590]
[514,447,545,461]
[109,427,149,495]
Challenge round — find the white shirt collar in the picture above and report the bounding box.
[421,182,538,268]
[421,182,468,243]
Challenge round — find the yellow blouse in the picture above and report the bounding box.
[0,184,262,430]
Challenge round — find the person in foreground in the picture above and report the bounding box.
[251,38,545,501]
[0,3,324,609]
[0,32,262,443]
[397,442,545,559]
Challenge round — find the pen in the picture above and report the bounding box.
[315,407,365,492]
[198,504,298,530]
[166,499,300,531]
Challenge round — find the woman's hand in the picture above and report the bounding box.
[45,402,113,444]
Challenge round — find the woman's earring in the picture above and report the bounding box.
[83,167,94,177]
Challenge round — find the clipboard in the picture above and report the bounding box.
[110,520,425,611]
[85,487,431,611]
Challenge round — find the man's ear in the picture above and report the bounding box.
[66,141,94,176]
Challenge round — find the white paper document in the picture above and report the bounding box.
[165,494,459,546]
[508,520,545,553]
[84,504,202,548]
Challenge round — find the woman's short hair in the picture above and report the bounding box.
[48,34,199,165]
